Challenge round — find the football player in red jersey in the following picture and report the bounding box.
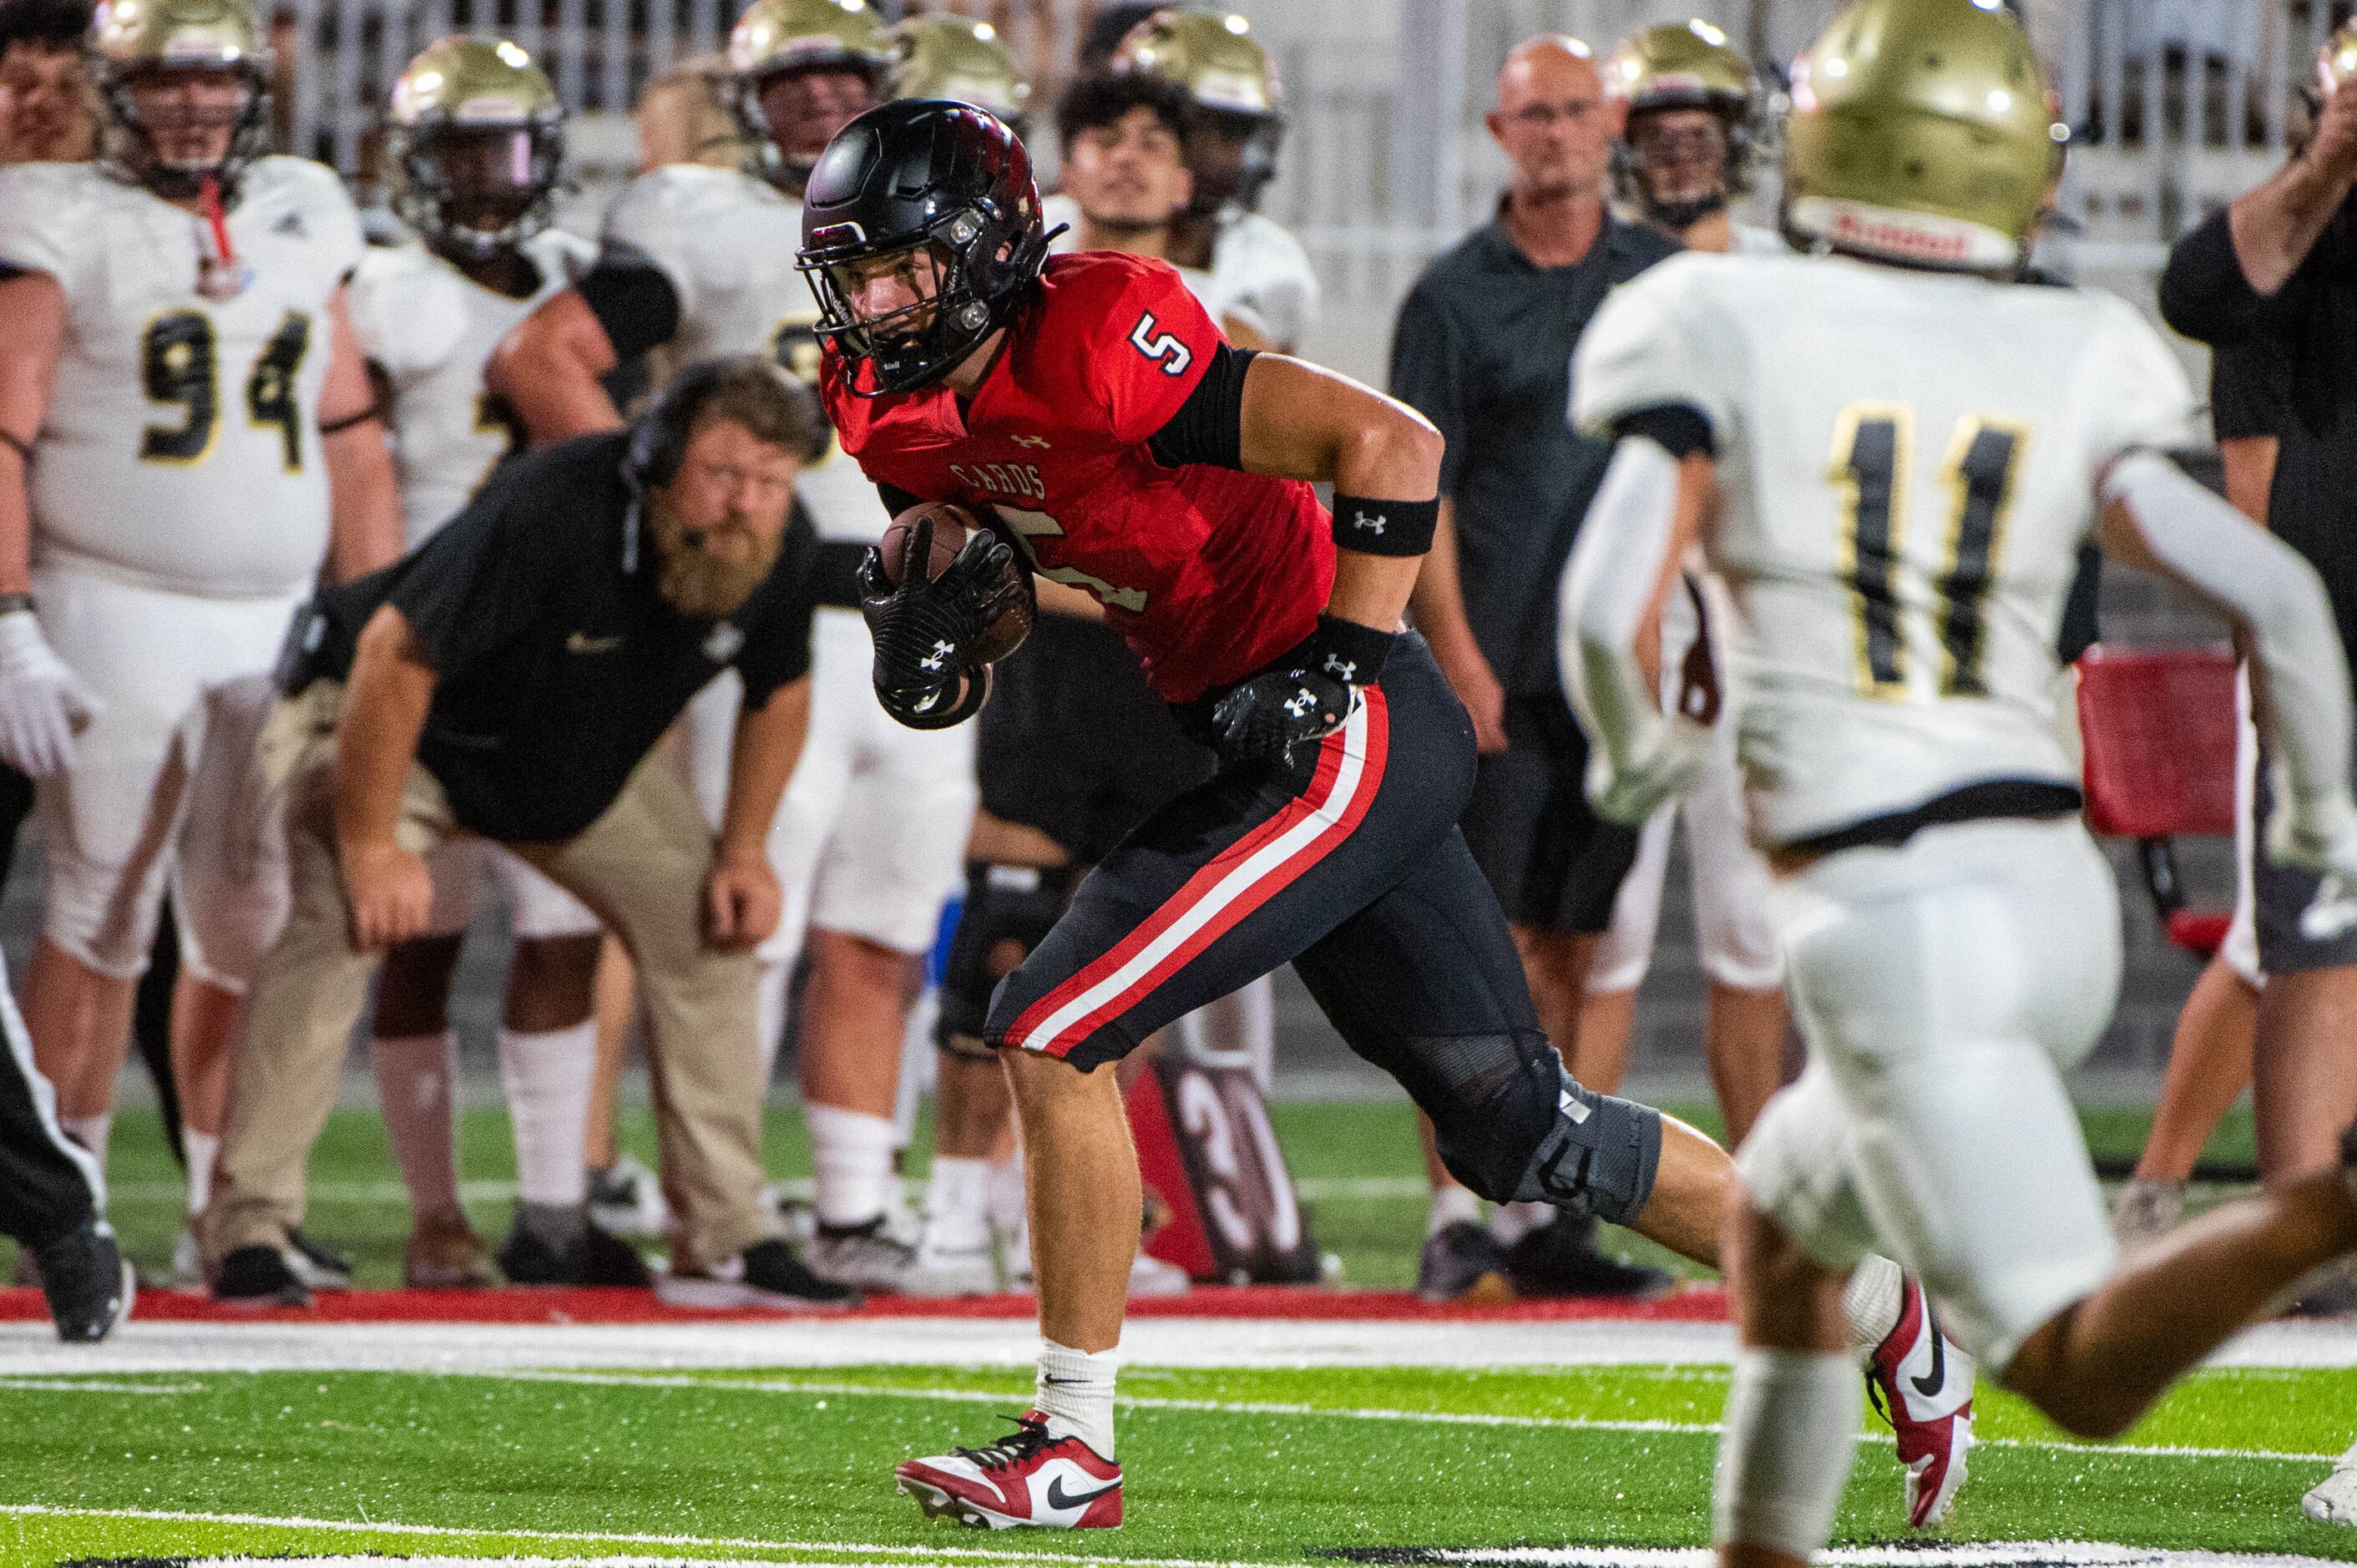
[801,99,1972,1534]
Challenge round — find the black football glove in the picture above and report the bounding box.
[860,524,1024,731]
[1210,616,1397,764]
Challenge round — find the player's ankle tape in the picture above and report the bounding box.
[1330,493,1438,556]
[1305,615,1395,687]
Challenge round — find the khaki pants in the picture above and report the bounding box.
[203,685,776,1271]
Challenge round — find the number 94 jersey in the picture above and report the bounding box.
[1571,250,2202,849]
[0,157,363,599]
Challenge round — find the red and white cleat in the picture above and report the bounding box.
[1868,1275,1975,1528]
[896,1409,1124,1530]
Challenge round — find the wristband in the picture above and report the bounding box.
[1331,493,1438,557]
[1303,614,1395,687]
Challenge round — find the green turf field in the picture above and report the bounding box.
[3,1359,2347,1565]
[48,1095,2263,1292]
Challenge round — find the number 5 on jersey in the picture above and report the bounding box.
[1829,403,2027,701]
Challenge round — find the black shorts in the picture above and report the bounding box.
[2252,742,2357,974]
[978,615,1216,865]
[984,634,1539,1073]
[1459,690,1643,935]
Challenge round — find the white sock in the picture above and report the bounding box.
[987,1149,1027,1232]
[1842,1253,1906,1357]
[183,1128,220,1219]
[807,1102,897,1229]
[1427,1182,1482,1237]
[756,959,792,1085]
[1490,1199,1550,1245]
[1037,1338,1119,1458]
[498,1020,596,1208]
[63,1112,112,1168]
[1713,1348,1860,1558]
[374,1032,461,1218]
[922,1156,994,1253]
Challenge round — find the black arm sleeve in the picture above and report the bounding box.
[2211,337,2292,442]
[877,482,924,518]
[2157,209,2266,346]
[574,258,684,364]
[1146,342,1258,470]
[1611,402,1717,459]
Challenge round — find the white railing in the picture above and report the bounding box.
[271,0,2345,379]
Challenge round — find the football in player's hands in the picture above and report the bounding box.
[877,502,1035,665]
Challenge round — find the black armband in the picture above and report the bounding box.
[878,481,925,519]
[1611,402,1716,459]
[317,396,387,437]
[575,258,684,363]
[1146,342,1257,470]
[1330,493,1437,557]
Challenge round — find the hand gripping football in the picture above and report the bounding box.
[878,501,1035,666]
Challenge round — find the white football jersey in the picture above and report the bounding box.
[1572,251,2200,847]
[0,157,364,598]
[1042,194,1227,323]
[1206,208,1318,352]
[350,228,595,545]
[604,163,883,544]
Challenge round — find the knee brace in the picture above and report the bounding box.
[936,860,1073,1059]
[1416,1029,1662,1225]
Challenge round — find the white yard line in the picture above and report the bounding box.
[1392,1550,2352,1568]
[476,1369,2344,1466]
[0,1501,1249,1567]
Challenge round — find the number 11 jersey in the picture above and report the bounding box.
[1571,250,2203,850]
[822,250,1333,705]
[0,156,363,599]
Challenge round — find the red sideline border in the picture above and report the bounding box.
[0,1282,1727,1327]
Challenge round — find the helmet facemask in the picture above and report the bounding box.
[802,215,1018,396]
[103,58,269,200]
[733,58,882,187]
[393,119,562,261]
[1619,103,1748,230]
[1184,103,1280,214]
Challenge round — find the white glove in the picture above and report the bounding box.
[1585,711,1712,827]
[0,608,98,778]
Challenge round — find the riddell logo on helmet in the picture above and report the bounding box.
[1828,208,1971,262]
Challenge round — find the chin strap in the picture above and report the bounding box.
[200,174,236,273]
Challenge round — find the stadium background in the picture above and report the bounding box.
[0,0,2305,1107]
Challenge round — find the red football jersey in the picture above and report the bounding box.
[822,251,1334,703]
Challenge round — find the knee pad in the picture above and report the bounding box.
[1417,1029,1661,1225]
[937,861,1072,1058]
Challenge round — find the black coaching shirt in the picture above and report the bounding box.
[2161,208,2357,665]
[303,431,818,844]
[1388,212,1679,695]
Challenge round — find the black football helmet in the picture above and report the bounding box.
[797,98,1054,397]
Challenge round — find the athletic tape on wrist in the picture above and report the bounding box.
[1331,493,1438,557]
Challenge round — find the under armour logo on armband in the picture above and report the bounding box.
[1283,687,1317,719]
[919,639,957,674]
[1322,654,1357,682]
[1353,512,1386,534]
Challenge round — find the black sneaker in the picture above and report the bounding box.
[213,1243,311,1308]
[283,1229,353,1291]
[655,1236,861,1311]
[1502,1214,1674,1301]
[33,1222,134,1342]
[498,1214,653,1287]
[1417,1220,1513,1303]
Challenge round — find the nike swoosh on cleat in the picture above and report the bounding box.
[1044,1475,1120,1510]
[1909,1302,1948,1400]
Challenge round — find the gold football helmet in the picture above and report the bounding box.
[89,0,271,198]
[1606,19,1763,226]
[1783,0,2064,272]
[893,14,1029,131]
[1113,5,1282,211]
[385,37,564,260]
[726,0,891,182]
